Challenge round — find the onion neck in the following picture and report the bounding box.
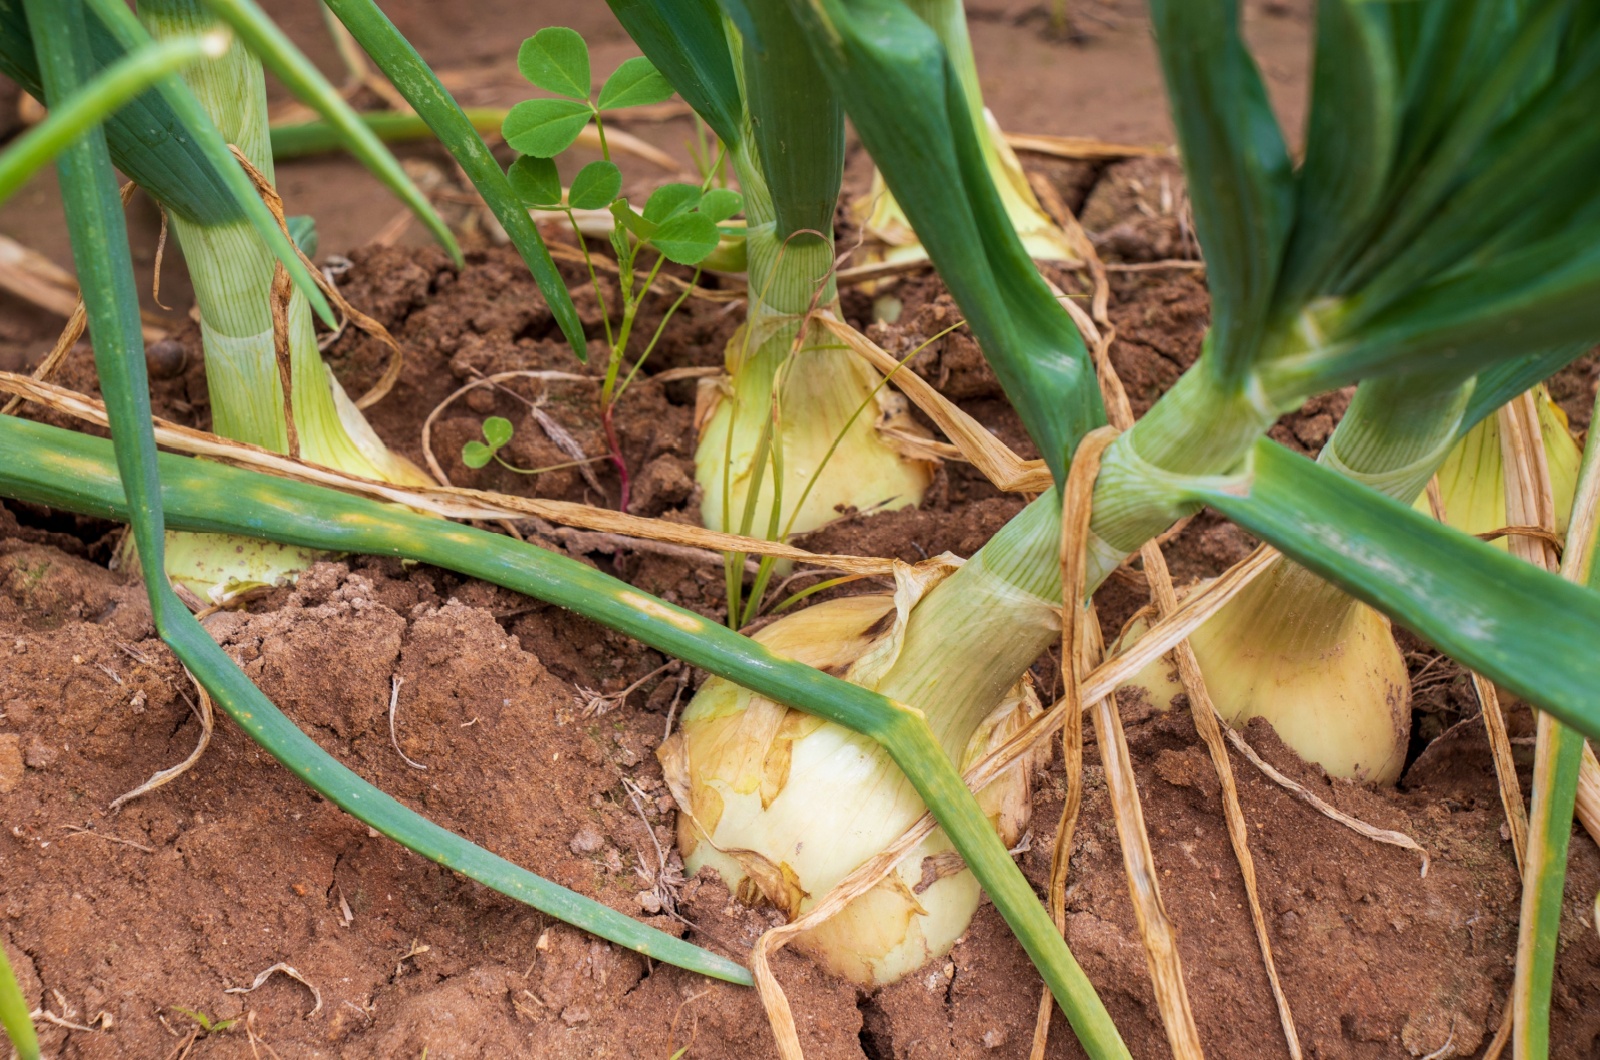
[879,492,1063,759]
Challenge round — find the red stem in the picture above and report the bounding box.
[602,403,630,513]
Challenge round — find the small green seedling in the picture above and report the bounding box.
[461,415,515,470]
[170,1006,239,1036]
[495,27,742,511]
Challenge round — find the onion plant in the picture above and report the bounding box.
[778,0,1600,1050]
[1,0,747,992]
[606,0,934,562]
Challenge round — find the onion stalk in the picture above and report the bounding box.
[849,0,1074,266]
[694,144,934,539]
[141,0,429,602]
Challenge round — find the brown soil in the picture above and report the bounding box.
[5,3,1600,1058]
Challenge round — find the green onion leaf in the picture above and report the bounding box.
[1147,0,1293,388]
[508,155,562,207]
[1188,439,1600,737]
[0,31,220,207]
[316,0,588,357]
[597,55,674,110]
[516,27,590,100]
[25,0,743,986]
[602,0,742,146]
[193,0,462,267]
[503,97,593,158]
[569,159,622,210]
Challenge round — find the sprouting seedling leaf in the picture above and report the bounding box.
[610,199,657,241]
[503,98,593,158]
[171,1007,239,1036]
[483,416,514,448]
[517,27,590,100]
[643,183,703,224]
[507,155,562,207]
[463,416,515,469]
[648,212,721,265]
[597,56,675,111]
[698,187,744,224]
[569,160,623,210]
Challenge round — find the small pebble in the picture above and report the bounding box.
[569,828,605,855]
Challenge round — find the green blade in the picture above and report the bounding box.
[27,0,741,986]
[0,941,37,1060]
[319,0,585,355]
[1510,401,1600,1055]
[0,33,217,205]
[0,0,333,323]
[1460,344,1589,435]
[1147,0,1293,387]
[0,0,235,223]
[784,0,1104,486]
[1335,0,1570,297]
[270,107,507,158]
[724,0,843,239]
[0,414,1127,1059]
[1275,0,1398,306]
[192,0,463,267]
[604,0,743,147]
[1267,229,1600,396]
[1186,438,1600,737]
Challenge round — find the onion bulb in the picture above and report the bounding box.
[660,556,1052,986]
[695,318,935,537]
[1118,559,1410,784]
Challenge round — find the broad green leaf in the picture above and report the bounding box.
[603,0,742,146]
[1266,229,1600,396]
[643,182,701,223]
[0,32,216,206]
[568,159,622,210]
[648,212,719,264]
[610,198,656,240]
[503,97,592,157]
[318,0,587,357]
[1,0,334,323]
[517,27,589,99]
[507,154,562,206]
[0,1,234,223]
[461,440,495,468]
[698,186,742,223]
[1147,0,1293,389]
[482,415,514,449]
[597,55,673,110]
